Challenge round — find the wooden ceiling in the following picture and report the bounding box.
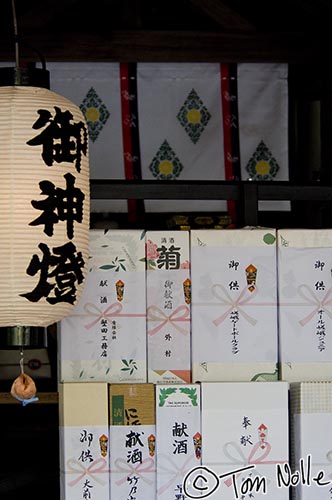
[0,0,330,64]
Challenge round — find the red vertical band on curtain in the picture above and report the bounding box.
[220,63,241,225]
[120,63,144,222]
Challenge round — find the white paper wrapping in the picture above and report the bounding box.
[191,228,278,382]
[201,382,289,500]
[278,229,332,381]
[59,382,109,500]
[110,425,156,500]
[146,231,191,384]
[59,229,147,383]
[290,382,332,500]
[156,384,201,499]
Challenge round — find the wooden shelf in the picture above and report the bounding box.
[0,391,58,404]
[90,180,332,227]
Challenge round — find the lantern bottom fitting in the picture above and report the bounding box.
[0,326,47,349]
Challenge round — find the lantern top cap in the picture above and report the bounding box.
[0,66,50,88]
[4,0,49,89]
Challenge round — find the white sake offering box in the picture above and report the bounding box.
[201,381,289,500]
[146,231,191,384]
[156,384,201,499]
[290,382,332,500]
[59,229,147,383]
[278,229,332,382]
[109,384,156,500]
[191,228,278,382]
[59,382,110,500]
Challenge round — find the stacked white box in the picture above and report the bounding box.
[146,231,191,383]
[201,381,289,500]
[109,384,156,500]
[278,229,332,381]
[156,384,201,499]
[191,228,278,382]
[290,382,332,500]
[59,382,109,500]
[59,229,147,383]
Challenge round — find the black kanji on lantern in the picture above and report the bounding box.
[29,172,85,239]
[21,241,85,304]
[27,106,88,172]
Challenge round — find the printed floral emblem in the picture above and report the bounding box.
[180,260,190,269]
[200,362,208,373]
[177,88,211,144]
[179,387,198,406]
[80,87,110,142]
[121,359,138,375]
[99,256,127,272]
[159,387,178,406]
[146,239,161,269]
[263,233,276,245]
[251,364,278,381]
[245,140,280,180]
[279,235,289,247]
[149,140,183,180]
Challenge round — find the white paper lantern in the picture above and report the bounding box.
[0,85,90,327]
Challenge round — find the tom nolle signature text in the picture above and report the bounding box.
[183,454,330,499]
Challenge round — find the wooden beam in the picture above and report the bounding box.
[188,0,255,31]
[18,0,79,29]
[0,30,326,63]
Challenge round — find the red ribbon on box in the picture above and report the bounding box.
[83,302,146,330]
[211,284,258,327]
[157,454,196,495]
[113,457,155,485]
[222,441,286,487]
[147,305,190,336]
[66,457,108,487]
[297,285,332,326]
